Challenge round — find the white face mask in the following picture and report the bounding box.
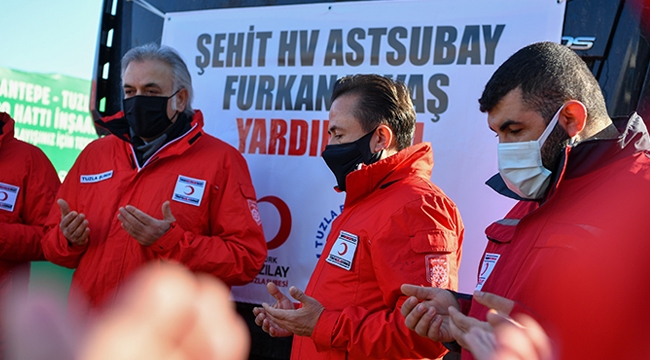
[497,106,564,200]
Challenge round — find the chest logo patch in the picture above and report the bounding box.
[80,170,113,183]
[475,253,501,291]
[326,230,358,271]
[172,175,206,207]
[426,254,450,288]
[0,182,19,212]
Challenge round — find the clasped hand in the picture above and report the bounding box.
[401,285,549,360]
[117,201,176,246]
[253,283,324,338]
[58,199,176,247]
[58,199,90,246]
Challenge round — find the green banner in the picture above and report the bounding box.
[0,67,97,180]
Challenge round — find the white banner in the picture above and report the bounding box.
[162,0,565,304]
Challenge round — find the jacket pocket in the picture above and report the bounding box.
[410,230,457,289]
[410,229,457,253]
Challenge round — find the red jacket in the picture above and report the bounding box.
[464,114,650,359]
[292,143,464,360]
[42,110,267,309]
[0,113,60,290]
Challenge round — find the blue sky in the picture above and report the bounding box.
[0,0,103,80]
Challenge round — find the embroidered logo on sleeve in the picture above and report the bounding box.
[426,254,450,288]
[248,199,262,226]
[80,170,113,183]
[326,230,358,271]
[475,253,501,291]
[172,175,206,207]
[0,182,19,212]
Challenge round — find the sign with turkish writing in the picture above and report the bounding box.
[0,67,97,181]
[162,0,565,304]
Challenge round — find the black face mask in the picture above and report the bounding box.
[321,129,382,192]
[123,91,179,139]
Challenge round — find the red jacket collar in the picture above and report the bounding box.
[95,109,206,142]
[485,113,650,244]
[343,142,434,207]
[96,110,206,167]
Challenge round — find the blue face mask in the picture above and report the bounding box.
[321,129,382,192]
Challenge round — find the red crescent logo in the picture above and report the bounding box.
[184,185,195,195]
[338,242,348,256]
[479,262,489,276]
[0,191,7,202]
[258,196,292,250]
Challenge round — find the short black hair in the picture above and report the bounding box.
[331,74,416,150]
[479,42,608,124]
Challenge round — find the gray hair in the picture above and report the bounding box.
[121,43,194,116]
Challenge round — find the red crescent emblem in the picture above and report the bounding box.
[337,242,348,256]
[479,262,489,276]
[184,185,195,195]
[0,191,7,202]
[258,196,292,250]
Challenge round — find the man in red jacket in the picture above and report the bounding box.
[401,42,650,359]
[0,112,60,352]
[41,44,267,310]
[254,74,464,359]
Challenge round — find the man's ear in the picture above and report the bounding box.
[372,124,394,153]
[176,88,189,113]
[558,100,587,138]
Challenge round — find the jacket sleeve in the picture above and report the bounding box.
[449,290,474,315]
[0,147,60,261]
[41,153,89,269]
[150,149,267,286]
[312,195,464,358]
